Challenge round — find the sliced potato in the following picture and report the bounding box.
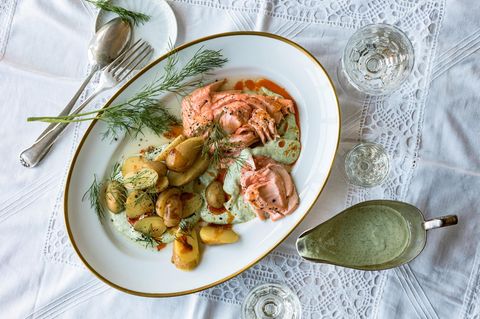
[134,216,166,239]
[125,190,154,219]
[172,229,200,270]
[182,192,203,217]
[168,154,210,187]
[205,181,226,209]
[142,160,167,176]
[105,181,127,213]
[121,156,145,176]
[166,137,204,172]
[154,135,186,161]
[121,156,167,178]
[147,176,169,193]
[156,188,181,217]
[156,188,183,227]
[199,225,239,245]
[164,195,183,227]
[123,168,158,190]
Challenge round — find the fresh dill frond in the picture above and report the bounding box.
[147,191,159,205]
[178,219,188,232]
[82,175,105,221]
[132,189,157,205]
[83,164,125,221]
[135,228,157,248]
[28,48,228,141]
[109,162,122,181]
[87,0,150,26]
[178,219,192,233]
[101,102,179,140]
[196,120,246,169]
[124,169,157,191]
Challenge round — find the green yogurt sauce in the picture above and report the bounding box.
[299,205,411,267]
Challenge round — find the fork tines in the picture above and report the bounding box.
[107,39,154,82]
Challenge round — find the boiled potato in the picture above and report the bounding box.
[125,190,154,219]
[166,137,204,172]
[156,188,183,227]
[156,188,181,217]
[121,156,145,176]
[105,181,127,213]
[192,178,205,193]
[122,157,166,177]
[164,195,183,227]
[123,168,158,190]
[172,229,200,270]
[182,192,203,217]
[134,216,166,239]
[205,181,226,209]
[147,176,169,193]
[168,154,210,187]
[154,135,186,161]
[199,225,239,245]
[143,160,167,176]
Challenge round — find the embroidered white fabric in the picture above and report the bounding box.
[5,0,480,318]
[36,0,449,317]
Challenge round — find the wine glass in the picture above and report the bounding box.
[344,142,390,187]
[337,23,414,97]
[241,283,301,319]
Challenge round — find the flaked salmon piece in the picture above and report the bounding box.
[235,95,294,122]
[217,101,253,134]
[229,126,258,148]
[182,79,226,136]
[276,98,295,114]
[248,108,278,143]
[251,156,277,169]
[241,157,299,221]
[181,80,295,145]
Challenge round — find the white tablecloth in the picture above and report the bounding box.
[1,0,480,318]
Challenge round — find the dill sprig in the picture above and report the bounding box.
[82,174,106,220]
[178,219,190,233]
[27,47,228,141]
[87,0,150,26]
[133,189,157,206]
[136,228,157,248]
[102,102,179,140]
[178,217,197,234]
[82,163,123,221]
[197,121,246,169]
[123,168,157,190]
[110,162,122,181]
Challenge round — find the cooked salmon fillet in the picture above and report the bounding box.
[181,79,295,146]
[241,156,299,221]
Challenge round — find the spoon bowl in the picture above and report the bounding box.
[88,17,132,66]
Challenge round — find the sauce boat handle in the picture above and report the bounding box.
[423,215,458,230]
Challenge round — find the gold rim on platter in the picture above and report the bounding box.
[64,31,342,297]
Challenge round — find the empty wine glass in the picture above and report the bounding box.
[344,142,390,187]
[241,283,301,319]
[337,23,414,97]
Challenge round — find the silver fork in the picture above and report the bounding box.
[20,39,154,168]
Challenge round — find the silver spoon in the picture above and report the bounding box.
[20,17,132,167]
